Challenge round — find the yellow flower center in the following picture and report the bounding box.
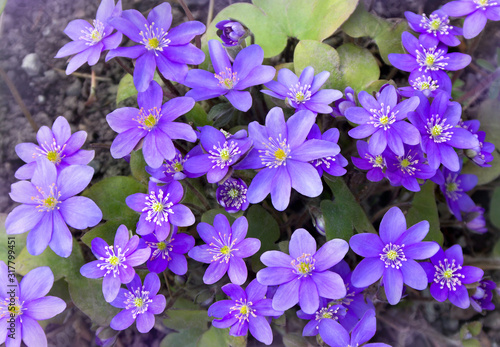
[446,182,458,192]
[386,250,398,260]
[220,246,231,255]
[157,242,166,251]
[321,311,333,319]
[108,255,119,266]
[426,55,435,66]
[134,297,144,308]
[43,196,58,210]
[274,148,287,161]
[239,305,249,315]
[91,29,102,41]
[173,162,183,172]
[223,78,234,89]
[430,19,441,30]
[295,92,305,102]
[379,115,389,125]
[228,188,239,198]
[443,270,453,279]
[421,82,430,90]
[298,262,312,275]
[220,149,231,161]
[431,125,442,137]
[375,156,384,166]
[144,114,157,129]
[46,150,60,163]
[400,159,411,168]
[148,37,160,49]
[152,202,164,212]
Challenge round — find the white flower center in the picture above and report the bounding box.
[420,13,451,36]
[143,189,174,226]
[416,45,449,72]
[411,76,439,92]
[208,232,238,263]
[259,134,291,168]
[434,258,465,291]
[98,245,128,277]
[287,82,312,105]
[445,174,463,201]
[214,67,239,89]
[135,107,162,131]
[368,103,398,130]
[219,180,247,209]
[474,0,497,9]
[366,154,386,169]
[208,141,241,169]
[426,114,453,143]
[229,299,256,322]
[396,149,420,176]
[140,23,171,54]
[80,19,106,45]
[125,286,153,318]
[380,243,407,269]
[34,139,66,165]
[0,297,25,319]
[291,253,315,277]
[32,183,61,212]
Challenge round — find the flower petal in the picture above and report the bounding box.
[383,267,403,305]
[314,239,349,271]
[289,228,316,259]
[351,257,384,288]
[379,206,407,244]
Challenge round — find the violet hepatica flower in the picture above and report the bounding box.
[296,298,347,340]
[55,0,122,74]
[389,32,471,93]
[184,40,275,112]
[208,280,284,345]
[143,228,194,274]
[188,214,260,285]
[107,2,205,91]
[345,84,421,156]
[146,146,203,183]
[0,263,66,347]
[405,10,462,47]
[6,158,102,257]
[385,144,436,192]
[331,86,356,117]
[257,228,348,314]
[460,119,495,167]
[398,74,444,98]
[464,205,488,234]
[351,140,388,182]
[442,0,500,39]
[110,273,166,333]
[261,66,342,114]
[408,92,479,172]
[126,180,195,241]
[80,224,151,302]
[106,81,197,168]
[470,279,497,312]
[216,177,250,213]
[350,207,440,305]
[236,107,339,211]
[420,245,484,309]
[184,126,252,183]
[216,20,246,47]
[307,124,348,177]
[15,116,94,180]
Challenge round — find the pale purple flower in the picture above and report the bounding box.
[350,207,440,305]
[296,298,347,338]
[188,215,260,285]
[146,147,203,183]
[420,245,484,309]
[184,40,276,112]
[15,116,94,180]
[464,206,488,234]
[216,177,249,213]
[351,140,388,182]
[331,86,356,117]
[398,73,445,98]
[184,126,252,183]
[307,124,348,177]
[345,84,421,156]
[55,0,123,74]
[109,273,166,333]
[471,279,496,312]
[0,263,66,347]
[6,158,102,257]
[126,180,195,241]
[442,0,500,39]
[80,224,151,302]
[107,2,206,91]
[208,280,283,345]
[143,228,194,274]
[405,10,463,47]
[256,228,348,314]
[261,66,342,114]
[460,119,495,167]
[236,107,339,211]
[216,20,246,47]
[106,81,197,168]
[408,92,479,171]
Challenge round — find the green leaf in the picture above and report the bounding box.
[462,150,500,185]
[461,340,481,347]
[490,187,500,229]
[322,176,376,241]
[163,310,212,331]
[342,3,407,64]
[160,328,206,347]
[207,103,236,128]
[246,205,280,271]
[15,238,85,281]
[185,103,212,127]
[293,40,342,89]
[0,213,27,264]
[406,181,443,245]
[336,43,380,91]
[130,149,149,185]
[198,326,246,347]
[364,79,395,94]
[201,209,238,225]
[81,220,123,247]
[68,276,120,326]
[82,176,146,223]
[206,0,359,58]
[478,99,500,149]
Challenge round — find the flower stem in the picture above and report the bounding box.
[177,0,201,49]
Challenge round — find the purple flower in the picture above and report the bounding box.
[297,298,347,338]
[408,92,479,171]
[261,66,342,114]
[0,263,66,347]
[109,273,166,333]
[126,180,195,241]
[420,245,484,309]
[236,107,339,211]
[388,32,471,93]
[351,140,387,182]
[184,126,252,183]
[6,158,102,257]
[55,0,123,74]
[432,166,477,221]
[471,279,496,312]
[184,40,275,112]
[464,206,488,234]
[398,74,444,98]
[106,81,197,168]
[350,207,440,305]
[216,177,249,213]
[345,84,421,156]
[80,224,151,302]
[442,0,500,39]
[331,86,356,117]
[146,147,204,183]
[257,228,348,314]
[143,228,194,274]
[208,280,283,345]
[460,120,495,167]
[188,214,260,285]
[216,20,246,47]
[405,10,462,47]
[307,124,348,177]
[107,2,205,91]
[385,144,436,192]
[15,116,95,180]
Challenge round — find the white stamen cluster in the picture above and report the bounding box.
[380,243,407,269]
[259,134,291,168]
[426,114,453,143]
[218,179,248,210]
[97,245,128,277]
[163,153,187,175]
[135,107,162,131]
[124,286,153,318]
[397,150,420,176]
[474,0,498,9]
[434,258,465,291]
[287,82,312,105]
[416,45,449,72]
[314,305,341,323]
[32,183,61,212]
[34,139,66,165]
[140,23,171,54]
[229,299,256,322]
[0,297,25,319]
[146,239,173,261]
[444,173,463,201]
[368,103,398,130]
[214,67,239,89]
[313,156,335,169]
[366,153,386,169]
[208,232,238,263]
[411,76,439,92]
[420,13,451,36]
[291,253,316,277]
[208,141,241,169]
[80,19,106,45]
[143,189,174,226]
